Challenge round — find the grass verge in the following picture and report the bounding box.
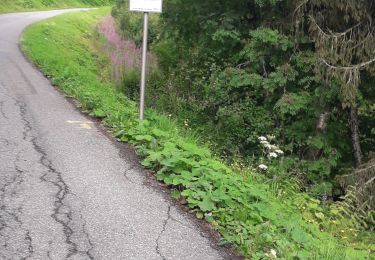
[21,8,373,259]
[0,0,113,14]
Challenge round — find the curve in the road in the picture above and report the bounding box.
[0,9,230,260]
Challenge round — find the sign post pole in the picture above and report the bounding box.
[129,0,162,120]
[139,12,149,120]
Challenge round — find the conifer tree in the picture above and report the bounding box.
[297,0,375,166]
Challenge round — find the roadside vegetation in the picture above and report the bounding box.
[22,6,374,260]
[0,0,113,14]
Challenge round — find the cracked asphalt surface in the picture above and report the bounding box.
[0,9,227,260]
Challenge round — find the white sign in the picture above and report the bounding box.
[130,0,163,13]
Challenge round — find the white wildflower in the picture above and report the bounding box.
[275,149,284,155]
[270,145,278,150]
[260,140,270,145]
[270,249,277,258]
[258,136,267,141]
[269,152,278,158]
[258,164,268,170]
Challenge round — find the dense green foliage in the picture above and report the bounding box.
[22,9,374,259]
[112,0,375,201]
[0,0,114,13]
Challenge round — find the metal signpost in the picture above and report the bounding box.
[129,0,163,120]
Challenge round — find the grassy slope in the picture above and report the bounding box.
[21,9,373,259]
[0,0,113,13]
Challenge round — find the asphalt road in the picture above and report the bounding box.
[0,9,228,260]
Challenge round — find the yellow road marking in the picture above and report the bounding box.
[79,123,92,129]
[66,120,93,129]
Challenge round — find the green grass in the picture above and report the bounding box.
[21,9,374,259]
[0,0,113,14]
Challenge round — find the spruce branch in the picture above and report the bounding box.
[321,56,375,71]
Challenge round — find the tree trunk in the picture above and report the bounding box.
[350,106,363,167]
[316,111,329,133]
